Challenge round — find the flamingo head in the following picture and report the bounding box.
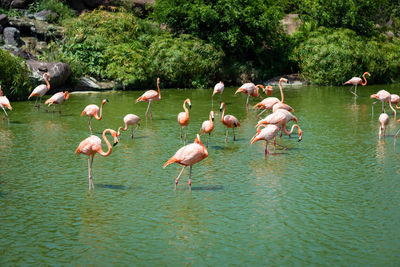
[292,116,298,123]
[298,128,303,142]
[3,102,12,110]
[235,88,246,95]
[157,77,160,84]
[219,102,225,111]
[102,99,109,105]
[370,94,378,100]
[64,91,70,100]
[265,85,273,96]
[279,78,288,84]
[210,111,214,121]
[364,72,371,77]
[186,99,191,109]
[43,73,51,81]
[109,129,119,146]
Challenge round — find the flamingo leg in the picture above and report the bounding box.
[90,155,94,190]
[219,93,222,104]
[372,101,377,117]
[211,95,214,110]
[145,101,151,120]
[188,165,192,191]
[265,141,269,155]
[88,117,93,135]
[184,126,188,144]
[207,133,210,148]
[175,166,186,189]
[276,143,287,150]
[246,95,249,109]
[233,127,236,141]
[34,97,39,108]
[225,128,228,143]
[389,101,397,119]
[150,102,153,120]
[131,125,139,139]
[1,106,8,119]
[39,96,43,109]
[180,126,182,140]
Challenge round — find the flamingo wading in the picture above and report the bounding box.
[212,81,224,108]
[235,82,264,109]
[75,129,119,190]
[220,102,240,142]
[81,99,108,135]
[136,78,161,120]
[28,73,51,108]
[117,114,141,139]
[0,85,12,119]
[344,72,370,97]
[200,111,214,147]
[177,98,191,144]
[44,91,69,113]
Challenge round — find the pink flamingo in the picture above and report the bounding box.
[256,109,298,128]
[253,97,280,118]
[344,72,370,97]
[212,81,224,108]
[264,85,273,96]
[370,90,396,119]
[220,102,240,142]
[378,113,389,138]
[250,124,280,155]
[28,73,51,108]
[391,94,400,109]
[75,128,119,190]
[44,91,69,113]
[200,111,214,147]
[163,134,208,190]
[117,114,141,139]
[0,86,12,119]
[235,82,264,109]
[281,124,303,141]
[177,98,191,144]
[81,99,108,134]
[136,77,161,120]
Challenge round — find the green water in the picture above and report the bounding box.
[1,85,400,266]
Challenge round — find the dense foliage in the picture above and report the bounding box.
[47,9,224,88]
[293,28,400,85]
[28,0,74,23]
[0,50,32,100]
[152,0,292,82]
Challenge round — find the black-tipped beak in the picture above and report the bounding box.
[220,108,222,111]
[113,141,118,146]
[298,138,302,142]
[106,99,109,102]
[212,117,214,121]
[189,105,192,109]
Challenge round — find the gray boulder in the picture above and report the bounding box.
[34,10,59,22]
[26,59,71,88]
[0,14,8,27]
[3,27,22,46]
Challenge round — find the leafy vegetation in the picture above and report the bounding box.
[0,50,32,100]
[292,28,400,85]
[28,0,74,23]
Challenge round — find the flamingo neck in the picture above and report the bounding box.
[183,100,189,115]
[96,101,105,120]
[361,73,368,86]
[44,74,50,90]
[389,101,397,119]
[0,85,3,96]
[157,80,161,99]
[209,113,213,127]
[221,104,225,122]
[98,129,113,156]
[279,80,284,103]
[283,124,300,135]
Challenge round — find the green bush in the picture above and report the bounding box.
[0,50,32,100]
[292,28,400,85]
[44,9,224,88]
[28,0,74,23]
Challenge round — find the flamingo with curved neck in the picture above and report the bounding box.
[200,111,214,147]
[220,102,240,142]
[250,124,280,155]
[117,114,141,139]
[0,85,12,119]
[370,90,397,120]
[81,99,109,134]
[281,124,303,141]
[235,83,264,109]
[136,77,161,120]
[28,73,51,108]
[178,98,191,144]
[344,72,371,97]
[75,128,119,190]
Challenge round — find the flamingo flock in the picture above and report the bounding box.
[5,70,400,191]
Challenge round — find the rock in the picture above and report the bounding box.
[21,36,37,53]
[0,14,8,26]
[3,27,22,46]
[26,59,71,88]
[265,74,309,86]
[10,0,28,8]
[8,16,64,40]
[281,14,301,35]
[76,77,116,90]
[34,10,59,22]
[386,31,394,38]
[66,0,154,12]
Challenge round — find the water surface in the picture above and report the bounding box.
[1,84,400,265]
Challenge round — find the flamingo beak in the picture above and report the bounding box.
[189,104,192,109]
[113,141,118,147]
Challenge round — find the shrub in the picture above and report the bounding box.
[28,0,74,23]
[0,50,32,100]
[292,28,400,85]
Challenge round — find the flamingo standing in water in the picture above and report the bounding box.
[136,77,161,120]
[235,82,264,109]
[28,73,51,108]
[0,86,12,119]
[81,99,108,134]
[75,128,119,190]
[177,98,191,144]
[117,114,141,139]
[344,72,370,97]
[212,81,224,108]
[370,90,396,119]
[163,134,208,190]
[200,111,214,147]
[378,113,389,138]
[220,102,240,142]
[250,124,280,155]
[44,91,69,113]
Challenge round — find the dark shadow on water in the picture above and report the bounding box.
[233,138,247,142]
[191,185,224,191]
[95,184,141,190]
[210,145,226,150]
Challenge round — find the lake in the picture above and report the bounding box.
[1,84,400,265]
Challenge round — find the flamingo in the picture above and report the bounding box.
[250,124,280,155]
[378,113,389,138]
[220,102,240,142]
[136,77,161,120]
[281,124,303,141]
[370,90,396,119]
[264,85,273,96]
[200,111,214,147]
[44,91,69,113]
[212,81,224,108]
[178,98,191,144]
[256,109,298,128]
[75,128,119,190]
[0,86,12,119]
[81,99,108,134]
[253,97,280,118]
[344,72,370,97]
[117,114,141,139]
[163,134,208,190]
[391,94,400,109]
[28,73,51,108]
[235,82,264,109]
